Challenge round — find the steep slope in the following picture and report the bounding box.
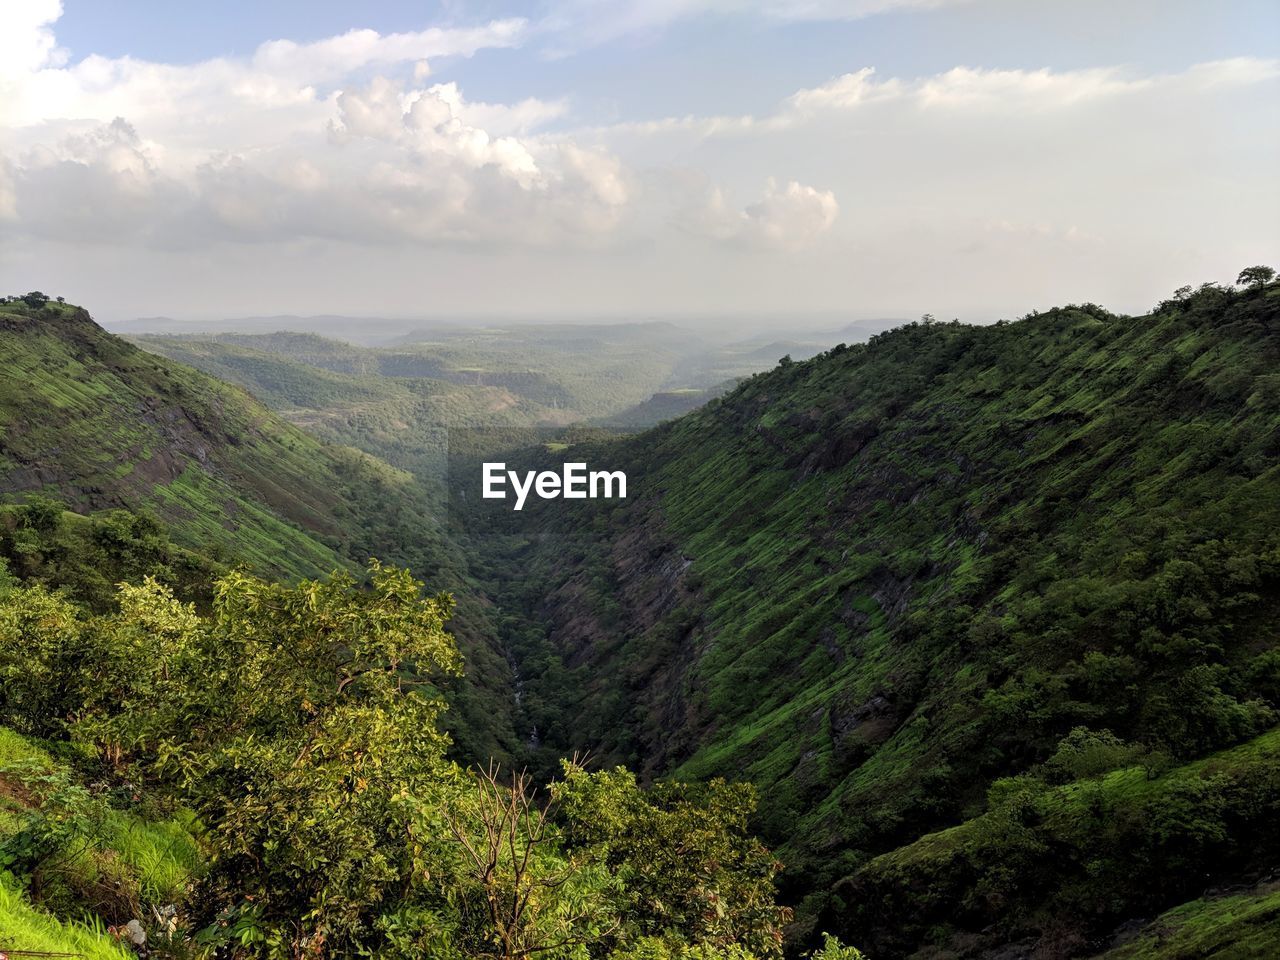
[0,301,434,579]
[595,380,740,429]
[464,280,1280,955]
[0,299,519,763]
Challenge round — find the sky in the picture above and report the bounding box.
[0,0,1277,325]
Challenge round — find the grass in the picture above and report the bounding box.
[0,726,204,918]
[100,809,203,904]
[1099,885,1280,959]
[0,879,133,960]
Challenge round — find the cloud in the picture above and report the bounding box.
[4,0,1273,323]
[0,0,66,80]
[12,117,185,242]
[0,7,632,249]
[0,5,843,255]
[248,21,526,82]
[679,178,838,249]
[0,10,527,130]
[593,56,1280,141]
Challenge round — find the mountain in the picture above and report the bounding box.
[133,324,709,423]
[0,298,519,763]
[0,301,429,578]
[459,280,1280,955]
[128,333,551,487]
[11,280,1280,957]
[109,314,432,345]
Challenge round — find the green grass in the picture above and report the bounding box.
[0,726,52,770]
[1099,886,1280,959]
[100,810,203,904]
[0,880,133,960]
[0,726,203,916]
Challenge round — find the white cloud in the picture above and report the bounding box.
[679,178,838,249]
[743,179,839,247]
[0,0,66,80]
[2,0,1274,321]
[11,117,198,243]
[248,21,526,82]
[593,56,1280,143]
[0,12,527,130]
[0,6,632,249]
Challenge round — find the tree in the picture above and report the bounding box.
[0,585,87,736]
[441,763,618,959]
[21,291,49,308]
[78,563,463,956]
[553,763,792,959]
[20,495,65,535]
[1236,265,1275,289]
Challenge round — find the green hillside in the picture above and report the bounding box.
[131,323,789,440]
[134,322,714,423]
[596,382,741,430]
[0,298,519,764]
[0,300,439,580]
[462,278,1280,955]
[5,278,1279,957]
[129,334,542,488]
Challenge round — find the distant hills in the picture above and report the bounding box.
[111,313,906,351]
[0,300,426,579]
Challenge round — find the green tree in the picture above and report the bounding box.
[1236,265,1276,289]
[81,563,462,957]
[0,584,87,736]
[553,763,792,959]
[436,763,620,960]
[20,495,65,535]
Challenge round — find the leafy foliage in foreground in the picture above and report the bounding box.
[0,564,828,960]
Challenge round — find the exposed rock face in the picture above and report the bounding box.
[534,496,707,776]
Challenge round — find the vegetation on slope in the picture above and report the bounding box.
[1096,884,1280,959]
[7,273,1279,957]
[0,299,439,582]
[461,275,1280,955]
[0,295,522,765]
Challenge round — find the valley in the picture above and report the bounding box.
[2,277,1279,958]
